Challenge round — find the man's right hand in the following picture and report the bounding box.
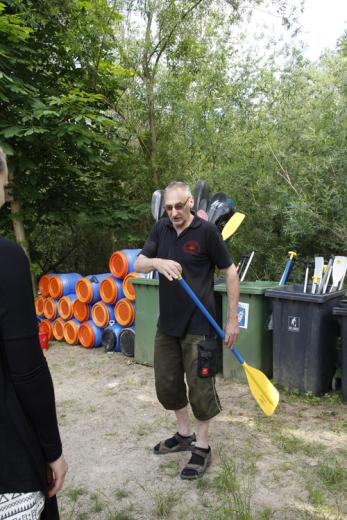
[153,258,182,281]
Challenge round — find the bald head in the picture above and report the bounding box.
[164,181,192,198]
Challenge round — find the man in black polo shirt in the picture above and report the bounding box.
[135,181,239,479]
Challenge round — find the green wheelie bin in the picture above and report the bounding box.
[214,281,277,382]
[132,278,159,366]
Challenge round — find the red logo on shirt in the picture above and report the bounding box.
[183,240,200,255]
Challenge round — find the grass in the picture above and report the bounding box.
[209,455,254,520]
[274,431,326,457]
[159,459,180,478]
[114,487,130,500]
[315,460,347,492]
[153,490,180,518]
[305,481,326,508]
[90,492,104,513]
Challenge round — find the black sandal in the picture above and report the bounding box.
[153,432,196,454]
[180,446,211,479]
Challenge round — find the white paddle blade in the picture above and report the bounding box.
[330,256,347,292]
[311,256,324,294]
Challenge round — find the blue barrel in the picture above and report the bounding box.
[49,273,82,299]
[75,273,112,304]
[100,276,125,304]
[92,301,116,328]
[109,249,141,279]
[78,320,103,348]
[58,293,78,320]
[119,327,135,357]
[102,321,124,352]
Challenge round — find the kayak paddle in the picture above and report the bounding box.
[221,212,245,241]
[178,276,279,416]
[330,256,347,293]
[279,251,297,286]
[151,189,163,222]
[193,180,209,213]
[240,251,255,282]
[197,209,208,221]
[311,256,324,294]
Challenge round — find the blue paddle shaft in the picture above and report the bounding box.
[178,277,245,366]
[279,259,294,286]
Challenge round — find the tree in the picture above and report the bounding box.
[0,0,130,274]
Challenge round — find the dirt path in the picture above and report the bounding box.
[46,342,347,520]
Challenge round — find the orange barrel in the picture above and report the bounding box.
[39,319,54,341]
[48,273,82,299]
[99,276,124,304]
[73,300,92,322]
[58,294,77,320]
[119,327,135,357]
[114,298,135,327]
[92,302,115,328]
[109,249,141,279]
[78,320,102,348]
[101,322,123,352]
[38,273,55,297]
[35,295,46,316]
[43,297,59,320]
[53,318,65,341]
[75,273,111,304]
[63,319,80,345]
[122,272,148,301]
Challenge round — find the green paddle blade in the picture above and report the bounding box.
[243,362,279,416]
[222,212,245,241]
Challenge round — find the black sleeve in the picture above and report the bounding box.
[206,224,233,269]
[0,241,62,462]
[140,221,160,258]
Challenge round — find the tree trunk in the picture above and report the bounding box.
[8,170,37,294]
[143,9,160,188]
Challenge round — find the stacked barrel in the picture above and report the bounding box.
[35,249,144,356]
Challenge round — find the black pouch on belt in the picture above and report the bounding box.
[197,337,218,378]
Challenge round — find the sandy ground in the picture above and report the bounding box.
[46,342,347,520]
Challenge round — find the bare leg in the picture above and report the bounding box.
[195,419,210,449]
[174,405,194,436]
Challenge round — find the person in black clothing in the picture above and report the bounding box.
[135,181,239,479]
[0,147,67,519]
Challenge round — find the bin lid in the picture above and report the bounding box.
[265,284,345,303]
[131,278,159,286]
[215,280,278,295]
[333,300,347,316]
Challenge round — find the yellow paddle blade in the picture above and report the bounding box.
[222,212,245,241]
[243,362,279,416]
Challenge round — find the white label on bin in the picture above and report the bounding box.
[288,316,300,332]
[238,302,249,329]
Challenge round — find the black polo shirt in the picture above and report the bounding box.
[140,216,232,337]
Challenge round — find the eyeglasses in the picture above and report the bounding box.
[164,196,190,213]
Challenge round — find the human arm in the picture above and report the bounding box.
[47,455,68,497]
[135,221,182,281]
[135,254,182,281]
[0,242,67,494]
[222,263,240,348]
